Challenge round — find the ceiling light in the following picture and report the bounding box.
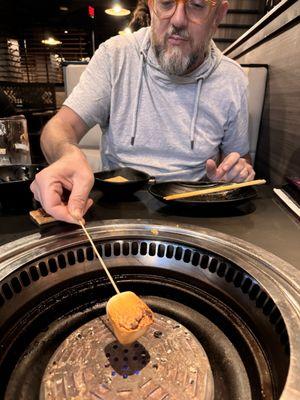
[105,2,131,16]
[64,30,68,34]
[41,37,62,46]
[119,27,132,35]
[59,6,68,11]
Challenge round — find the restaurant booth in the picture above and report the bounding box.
[0,1,299,400]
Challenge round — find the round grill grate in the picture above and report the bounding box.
[40,314,213,400]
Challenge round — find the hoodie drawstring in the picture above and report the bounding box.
[131,53,145,146]
[190,78,203,150]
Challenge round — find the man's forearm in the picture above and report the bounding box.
[41,107,88,164]
[41,117,79,163]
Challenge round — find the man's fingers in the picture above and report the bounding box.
[68,176,94,220]
[206,159,220,180]
[218,152,241,173]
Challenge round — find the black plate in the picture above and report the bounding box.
[94,167,152,197]
[149,181,257,207]
[0,164,45,208]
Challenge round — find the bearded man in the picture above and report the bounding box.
[31,0,255,223]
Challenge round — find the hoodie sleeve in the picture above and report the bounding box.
[220,87,250,157]
[63,43,111,130]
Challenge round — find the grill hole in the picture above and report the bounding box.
[0,294,4,307]
[157,244,165,258]
[29,266,39,281]
[183,249,191,263]
[217,262,227,277]
[48,258,58,273]
[269,308,281,325]
[39,262,48,277]
[256,291,268,308]
[249,284,260,300]
[113,242,121,256]
[276,318,285,335]
[208,258,218,273]
[263,299,275,316]
[86,246,94,261]
[241,277,252,293]
[67,251,76,265]
[2,283,13,300]
[11,277,22,293]
[77,249,85,263]
[225,267,236,282]
[192,252,200,266]
[175,247,183,261]
[149,243,156,256]
[132,242,139,255]
[166,245,174,258]
[20,271,31,287]
[200,255,209,269]
[122,242,130,256]
[96,245,103,257]
[58,254,67,269]
[140,242,147,256]
[234,271,244,288]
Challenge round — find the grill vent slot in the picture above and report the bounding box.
[166,245,174,259]
[48,258,58,273]
[57,254,67,269]
[209,258,219,273]
[123,242,130,256]
[183,249,192,263]
[29,266,39,281]
[200,255,210,269]
[38,262,48,277]
[2,283,13,300]
[175,247,183,260]
[217,262,227,277]
[77,249,85,263]
[11,277,22,294]
[113,242,121,256]
[20,271,31,287]
[149,243,156,256]
[157,244,165,258]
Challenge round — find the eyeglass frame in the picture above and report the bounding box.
[151,0,219,25]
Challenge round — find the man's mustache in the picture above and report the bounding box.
[167,26,190,40]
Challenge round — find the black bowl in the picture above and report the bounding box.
[94,167,152,197]
[149,181,257,208]
[0,164,45,209]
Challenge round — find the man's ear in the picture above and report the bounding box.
[213,1,229,30]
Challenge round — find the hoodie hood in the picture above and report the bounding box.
[129,27,223,148]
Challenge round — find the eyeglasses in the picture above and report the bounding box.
[152,0,218,24]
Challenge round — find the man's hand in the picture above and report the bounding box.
[30,147,94,224]
[206,152,255,182]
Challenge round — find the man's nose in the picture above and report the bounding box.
[169,2,188,27]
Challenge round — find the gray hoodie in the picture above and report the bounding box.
[64,27,249,181]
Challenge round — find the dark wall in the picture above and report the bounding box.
[225,1,300,185]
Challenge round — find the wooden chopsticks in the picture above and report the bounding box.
[163,179,266,201]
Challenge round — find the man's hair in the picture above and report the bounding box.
[129,0,151,31]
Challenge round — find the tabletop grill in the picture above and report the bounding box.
[0,220,299,400]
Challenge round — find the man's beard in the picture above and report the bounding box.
[152,25,206,76]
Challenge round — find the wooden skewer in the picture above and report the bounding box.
[163,179,267,201]
[78,219,120,294]
[78,219,154,345]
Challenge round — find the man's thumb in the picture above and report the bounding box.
[68,189,89,221]
[206,159,217,179]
